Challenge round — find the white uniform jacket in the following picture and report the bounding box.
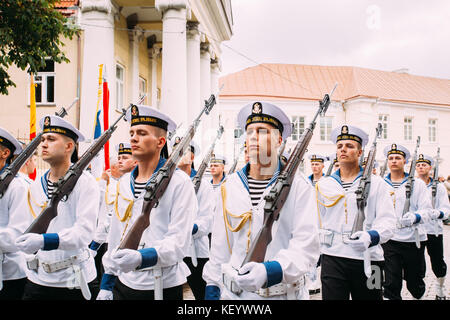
[187,171,215,259]
[26,170,99,287]
[383,173,433,242]
[315,168,396,261]
[103,161,197,290]
[203,162,320,299]
[0,174,30,280]
[423,180,450,235]
[92,178,117,244]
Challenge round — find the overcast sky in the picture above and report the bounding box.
[219,0,450,79]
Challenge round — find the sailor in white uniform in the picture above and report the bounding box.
[315,125,396,300]
[15,115,99,300]
[381,143,434,300]
[307,154,326,187]
[175,138,215,300]
[210,154,227,190]
[0,127,29,300]
[203,101,320,300]
[88,143,137,298]
[415,153,449,299]
[97,105,197,300]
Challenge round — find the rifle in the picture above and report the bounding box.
[379,158,388,177]
[348,123,382,278]
[402,136,421,248]
[228,141,246,175]
[359,147,366,167]
[24,96,145,234]
[118,93,218,250]
[431,147,440,209]
[325,154,337,177]
[241,83,338,265]
[192,125,224,193]
[0,98,79,199]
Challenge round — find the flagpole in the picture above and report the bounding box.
[103,66,110,170]
[29,73,37,180]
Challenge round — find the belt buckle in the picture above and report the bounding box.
[258,287,270,298]
[41,262,53,273]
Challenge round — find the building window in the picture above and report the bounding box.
[378,114,388,139]
[139,77,147,102]
[291,116,305,141]
[428,119,437,142]
[33,59,55,104]
[403,116,413,141]
[320,117,333,141]
[115,64,124,111]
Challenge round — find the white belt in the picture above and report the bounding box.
[26,250,91,273]
[26,250,92,300]
[319,228,352,247]
[222,271,305,299]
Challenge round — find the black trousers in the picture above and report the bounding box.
[113,278,183,300]
[321,254,384,300]
[183,257,208,300]
[422,234,447,278]
[382,240,426,300]
[22,279,96,300]
[91,243,108,299]
[0,278,27,300]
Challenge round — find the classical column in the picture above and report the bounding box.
[156,0,189,126]
[210,57,223,149]
[186,22,201,118]
[148,45,161,108]
[128,26,144,103]
[78,0,116,153]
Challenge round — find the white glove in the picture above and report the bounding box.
[112,249,142,273]
[235,262,267,292]
[15,234,44,254]
[96,289,113,300]
[346,231,371,252]
[430,209,446,220]
[399,212,419,227]
[89,248,98,258]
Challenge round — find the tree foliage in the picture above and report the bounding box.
[0,0,78,95]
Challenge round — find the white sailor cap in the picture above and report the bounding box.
[125,105,176,133]
[416,153,434,167]
[210,153,227,165]
[39,115,85,142]
[237,101,292,140]
[308,154,326,163]
[331,125,369,148]
[0,127,22,155]
[115,142,132,155]
[383,143,411,162]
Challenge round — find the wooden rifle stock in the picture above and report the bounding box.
[118,94,218,250]
[241,83,338,265]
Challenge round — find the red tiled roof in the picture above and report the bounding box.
[219,63,450,107]
[55,0,78,16]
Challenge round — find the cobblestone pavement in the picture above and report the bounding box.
[183,225,450,300]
